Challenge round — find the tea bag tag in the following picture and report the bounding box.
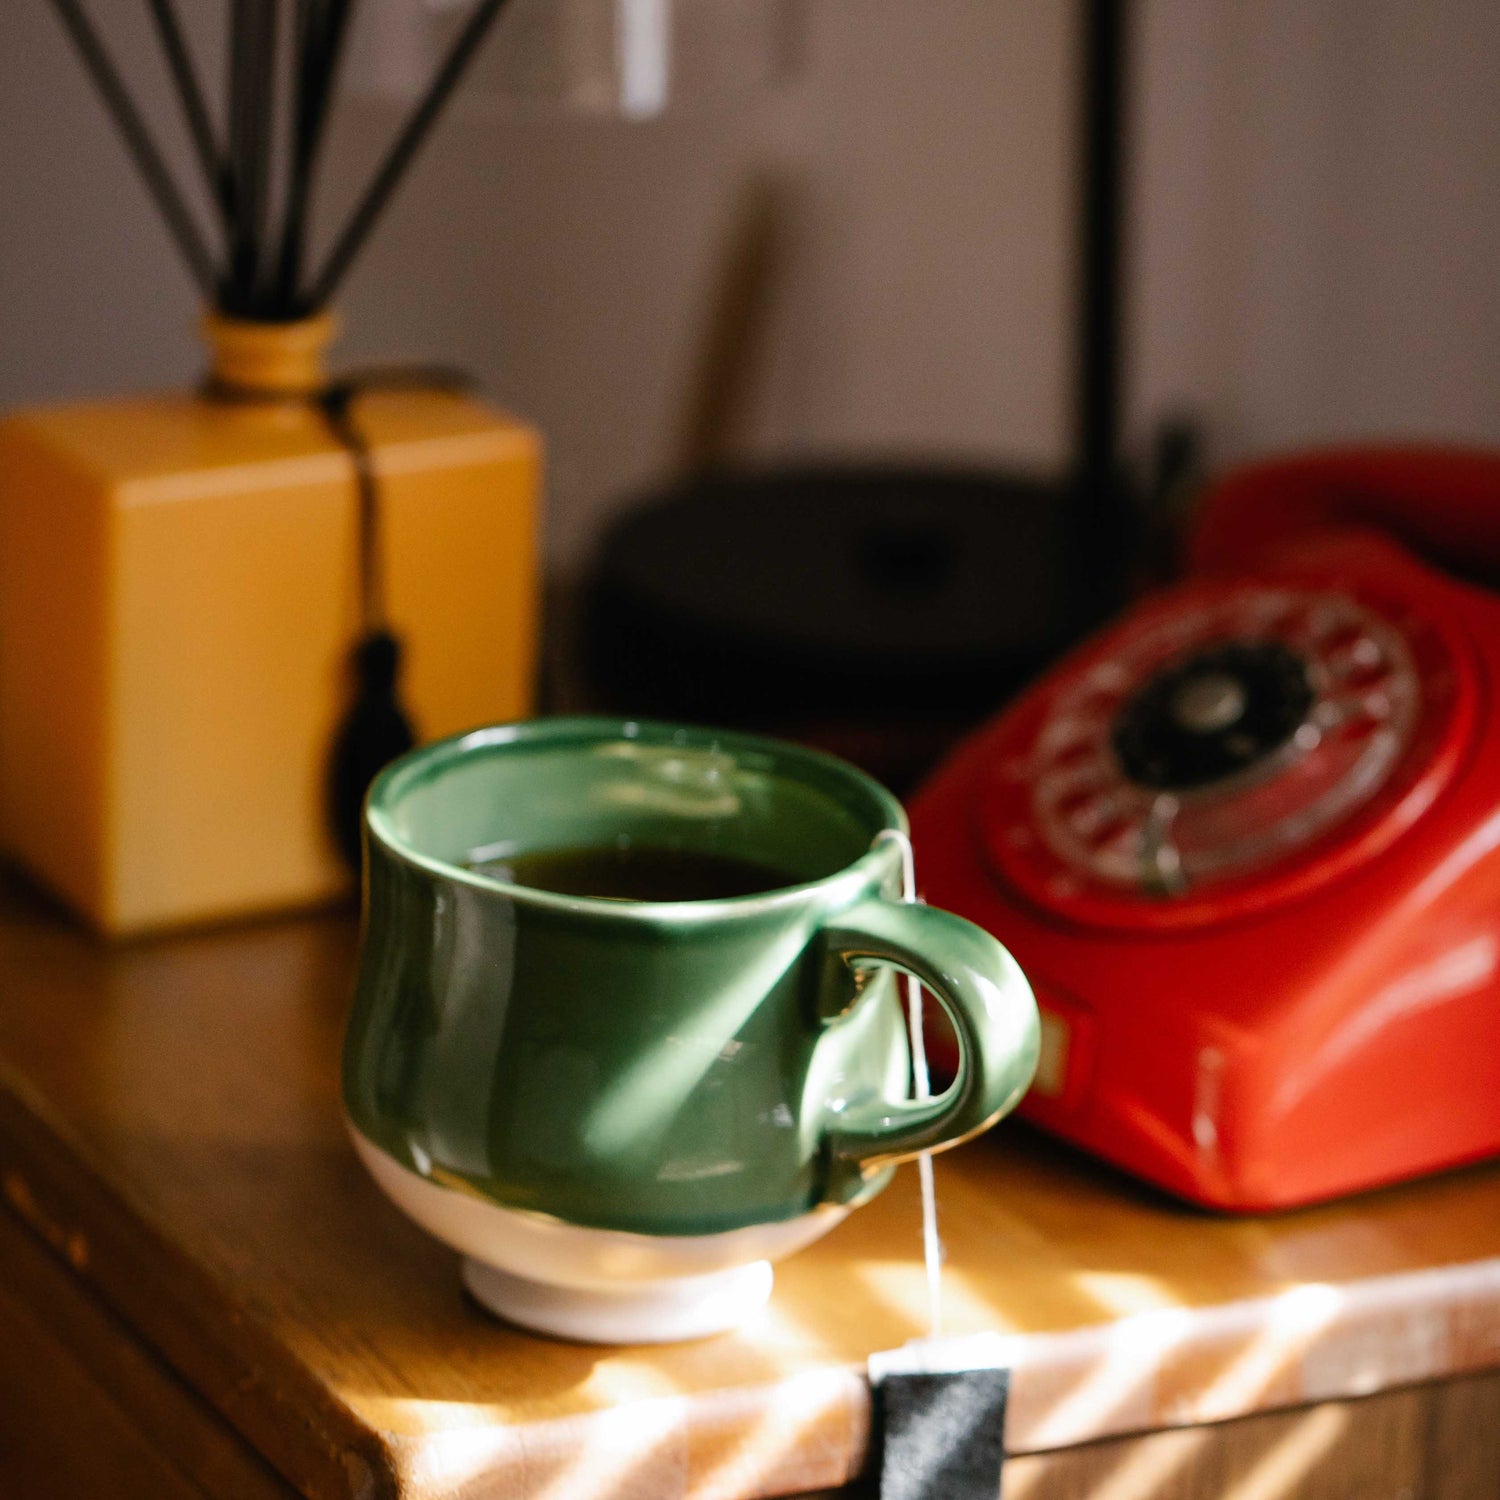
[867,1338,1011,1500]
[866,832,1009,1497]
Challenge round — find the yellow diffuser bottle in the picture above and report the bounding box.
[0,313,539,934]
[14,0,546,933]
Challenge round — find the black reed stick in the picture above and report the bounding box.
[304,0,513,310]
[275,0,332,307]
[144,0,234,237]
[48,0,220,297]
[226,0,279,309]
[275,0,356,312]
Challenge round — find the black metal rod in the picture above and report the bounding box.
[1071,0,1131,611]
[47,0,220,297]
[275,0,356,313]
[144,0,233,236]
[306,0,513,309]
[1078,0,1126,488]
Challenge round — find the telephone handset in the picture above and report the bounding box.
[910,448,1500,1209]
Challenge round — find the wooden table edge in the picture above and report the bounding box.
[0,1068,401,1500]
[10,1050,1500,1498]
[357,1258,1500,1496]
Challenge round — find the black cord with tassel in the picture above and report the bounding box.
[318,372,474,870]
[200,366,475,871]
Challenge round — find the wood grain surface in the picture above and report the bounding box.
[0,1203,297,1498]
[800,1374,1500,1499]
[4,873,1500,1498]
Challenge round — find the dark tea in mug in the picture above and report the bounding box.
[471,844,797,902]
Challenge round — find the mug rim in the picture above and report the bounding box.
[364,716,909,921]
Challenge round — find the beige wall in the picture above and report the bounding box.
[1129,0,1500,466]
[2,1,1497,581]
[329,0,1077,571]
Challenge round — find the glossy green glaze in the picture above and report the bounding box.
[343,718,1038,1237]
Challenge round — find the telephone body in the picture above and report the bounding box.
[909,449,1500,1209]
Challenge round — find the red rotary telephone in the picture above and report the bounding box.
[910,448,1500,1209]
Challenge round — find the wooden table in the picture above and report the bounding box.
[3,873,1500,1499]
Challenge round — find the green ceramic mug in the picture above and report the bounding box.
[343,717,1038,1342]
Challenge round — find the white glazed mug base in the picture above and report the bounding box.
[349,1125,851,1342]
[462,1256,774,1343]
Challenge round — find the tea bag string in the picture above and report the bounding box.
[872,828,943,1340]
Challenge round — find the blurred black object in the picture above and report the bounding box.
[582,1,1143,791]
[586,465,1124,792]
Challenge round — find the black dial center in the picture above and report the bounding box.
[1111,640,1314,791]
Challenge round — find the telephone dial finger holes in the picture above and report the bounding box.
[1025,587,1423,897]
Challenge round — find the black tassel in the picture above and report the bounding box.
[319,382,423,874]
[327,629,415,871]
[205,371,474,875]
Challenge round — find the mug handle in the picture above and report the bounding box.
[819,897,1039,1196]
